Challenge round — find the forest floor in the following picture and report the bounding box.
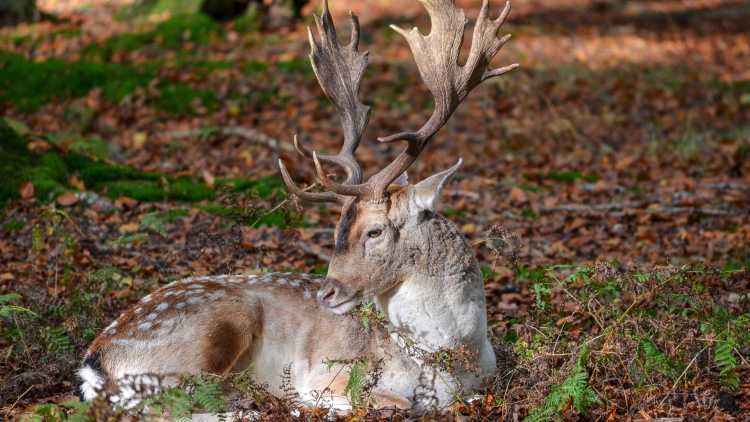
[1,0,749,420]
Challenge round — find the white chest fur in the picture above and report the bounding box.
[376,271,496,389]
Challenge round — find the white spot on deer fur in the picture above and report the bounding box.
[176,302,187,309]
[207,291,225,301]
[187,290,204,296]
[164,290,177,297]
[187,297,204,305]
[138,322,152,331]
[303,289,312,299]
[155,303,169,312]
[188,284,204,290]
[141,295,152,303]
[78,364,104,401]
[145,313,158,321]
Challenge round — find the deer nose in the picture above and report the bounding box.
[317,279,342,307]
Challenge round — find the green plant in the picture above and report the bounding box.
[533,283,552,310]
[154,14,222,49]
[140,208,189,235]
[701,307,750,390]
[639,338,681,381]
[141,374,226,417]
[714,334,739,390]
[345,358,369,408]
[0,293,37,318]
[45,327,75,355]
[156,83,219,115]
[0,51,153,112]
[525,346,600,421]
[352,301,386,330]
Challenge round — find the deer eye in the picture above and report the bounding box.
[367,229,383,239]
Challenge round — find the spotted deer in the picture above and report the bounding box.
[79,0,517,413]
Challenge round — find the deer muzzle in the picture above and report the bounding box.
[316,278,359,315]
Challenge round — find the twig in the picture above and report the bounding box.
[658,346,706,407]
[168,126,295,152]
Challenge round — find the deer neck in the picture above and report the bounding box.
[374,216,495,378]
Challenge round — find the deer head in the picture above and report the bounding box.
[279,0,517,315]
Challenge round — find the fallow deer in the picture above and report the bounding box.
[79,0,517,413]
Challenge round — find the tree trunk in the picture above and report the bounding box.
[0,0,39,27]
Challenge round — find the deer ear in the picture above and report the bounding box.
[411,159,462,212]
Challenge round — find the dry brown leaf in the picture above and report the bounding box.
[509,187,528,204]
[27,140,51,153]
[119,222,140,234]
[202,169,215,188]
[19,181,35,199]
[56,192,78,206]
[68,175,86,191]
[115,196,139,209]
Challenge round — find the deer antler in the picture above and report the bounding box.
[362,0,518,201]
[278,0,371,204]
[280,0,517,203]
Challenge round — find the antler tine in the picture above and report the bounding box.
[279,0,372,203]
[363,0,518,199]
[278,159,343,204]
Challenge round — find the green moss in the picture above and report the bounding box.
[47,132,111,160]
[155,14,222,49]
[276,58,312,75]
[156,83,220,115]
[85,13,221,60]
[244,60,268,76]
[218,175,285,198]
[0,119,216,205]
[233,6,261,33]
[0,51,153,112]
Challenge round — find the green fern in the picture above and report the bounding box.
[144,387,193,419]
[142,375,226,417]
[192,375,226,414]
[639,339,681,381]
[0,293,37,318]
[714,335,739,390]
[45,327,74,355]
[525,346,601,422]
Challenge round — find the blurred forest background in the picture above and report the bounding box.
[0,0,748,420]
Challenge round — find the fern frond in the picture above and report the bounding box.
[525,346,601,422]
[192,375,226,414]
[714,335,739,390]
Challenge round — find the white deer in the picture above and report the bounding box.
[79,0,517,413]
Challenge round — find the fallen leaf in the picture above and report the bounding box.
[509,187,528,204]
[19,181,35,199]
[115,196,138,209]
[68,175,86,191]
[462,223,477,234]
[56,192,78,206]
[0,272,14,281]
[202,169,215,188]
[27,140,51,153]
[119,222,140,234]
[133,132,148,149]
